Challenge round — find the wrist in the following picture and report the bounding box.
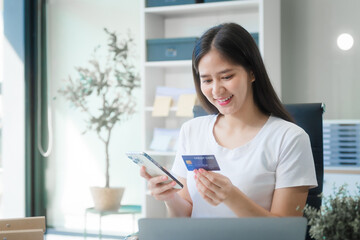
[224,185,238,205]
[165,191,179,204]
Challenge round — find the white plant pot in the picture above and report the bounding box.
[90,186,125,211]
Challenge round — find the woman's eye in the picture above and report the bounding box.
[202,79,212,84]
[222,74,234,80]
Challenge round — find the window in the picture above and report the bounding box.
[0,0,4,217]
[45,0,142,236]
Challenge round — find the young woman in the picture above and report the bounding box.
[140,23,317,218]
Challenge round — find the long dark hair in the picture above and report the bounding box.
[192,23,294,122]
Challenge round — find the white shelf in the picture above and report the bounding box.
[145,1,259,17]
[324,166,360,175]
[323,119,360,124]
[145,60,192,68]
[146,151,176,157]
[145,107,194,119]
[145,106,178,112]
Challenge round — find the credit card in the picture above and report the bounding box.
[182,155,220,171]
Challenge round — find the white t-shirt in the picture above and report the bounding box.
[171,114,318,218]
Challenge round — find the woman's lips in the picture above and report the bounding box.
[216,95,233,106]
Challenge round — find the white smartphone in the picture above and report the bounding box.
[126,151,183,189]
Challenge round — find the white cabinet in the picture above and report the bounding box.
[140,0,281,218]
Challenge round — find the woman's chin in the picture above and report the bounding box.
[217,108,236,116]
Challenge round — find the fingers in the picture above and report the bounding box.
[196,178,219,205]
[195,169,221,192]
[198,190,220,206]
[194,169,232,206]
[148,177,180,201]
[148,176,172,191]
[140,166,174,189]
[150,180,179,196]
[139,166,152,180]
[196,169,225,187]
[140,166,179,201]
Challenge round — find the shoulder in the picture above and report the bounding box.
[176,115,216,147]
[264,116,311,149]
[181,114,217,131]
[268,116,307,137]
[179,114,217,140]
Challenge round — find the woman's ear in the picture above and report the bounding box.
[250,71,255,83]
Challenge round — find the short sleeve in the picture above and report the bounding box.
[275,130,318,189]
[171,123,188,179]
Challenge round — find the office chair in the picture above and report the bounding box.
[283,103,324,211]
[284,103,324,240]
[193,103,324,240]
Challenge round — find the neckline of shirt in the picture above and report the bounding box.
[208,114,274,152]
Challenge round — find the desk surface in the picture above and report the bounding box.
[86,205,142,216]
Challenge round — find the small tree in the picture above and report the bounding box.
[58,28,140,188]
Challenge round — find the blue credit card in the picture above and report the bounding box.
[182,155,220,171]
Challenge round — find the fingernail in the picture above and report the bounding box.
[194,169,198,174]
[199,168,205,173]
[162,176,167,180]
[171,181,176,186]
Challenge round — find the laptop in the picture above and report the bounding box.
[139,217,307,240]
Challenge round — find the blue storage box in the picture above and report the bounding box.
[250,32,259,46]
[147,37,198,61]
[146,0,202,7]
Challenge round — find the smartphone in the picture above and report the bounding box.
[126,151,183,189]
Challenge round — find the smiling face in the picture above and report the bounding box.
[198,48,255,116]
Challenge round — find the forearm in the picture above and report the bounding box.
[165,193,192,217]
[224,186,278,217]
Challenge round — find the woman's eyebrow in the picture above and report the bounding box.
[200,69,233,78]
[199,73,210,78]
[217,69,233,74]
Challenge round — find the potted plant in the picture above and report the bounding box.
[58,28,140,211]
[304,184,360,240]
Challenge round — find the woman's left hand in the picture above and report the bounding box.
[194,168,234,206]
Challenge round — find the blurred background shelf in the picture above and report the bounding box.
[324,167,360,175]
[144,1,258,17]
[145,60,192,68]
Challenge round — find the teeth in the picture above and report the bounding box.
[218,95,233,102]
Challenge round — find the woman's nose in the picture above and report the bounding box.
[212,80,224,96]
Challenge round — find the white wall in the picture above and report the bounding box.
[281,0,360,196]
[281,0,360,119]
[46,0,142,230]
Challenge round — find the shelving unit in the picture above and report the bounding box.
[324,167,360,175]
[140,0,281,218]
[145,60,192,68]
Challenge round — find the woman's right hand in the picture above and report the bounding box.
[140,166,180,201]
